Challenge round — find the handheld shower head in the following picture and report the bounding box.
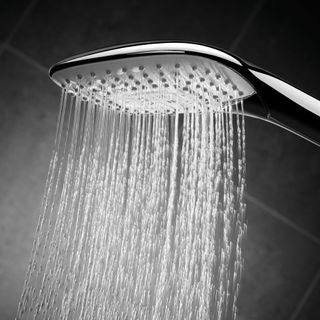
[49,41,320,147]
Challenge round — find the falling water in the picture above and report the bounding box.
[16,76,246,320]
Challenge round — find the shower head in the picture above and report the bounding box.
[49,41,320,147]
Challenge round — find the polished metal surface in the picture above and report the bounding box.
[49,41,320,147]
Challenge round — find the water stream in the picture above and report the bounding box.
[16,83,246,320]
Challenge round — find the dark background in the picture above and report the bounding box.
[0,0,320,319]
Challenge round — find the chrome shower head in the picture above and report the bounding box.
[49,41,320,147]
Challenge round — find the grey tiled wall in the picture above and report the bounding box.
[1,0,319,319]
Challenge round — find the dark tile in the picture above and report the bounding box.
[297,272,320,320]
[0,51,59,319]
[12,0,258,68]
[244,114,320,239]
[0,1,31,41]
[238,200,320,320]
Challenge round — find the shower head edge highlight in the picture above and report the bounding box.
[49,41,243,78]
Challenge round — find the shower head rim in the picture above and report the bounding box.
[48,41,320,147]
[49,41,257,114]
[49,41,246,79]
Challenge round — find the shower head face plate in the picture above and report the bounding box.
[49,42,320,146]
[50,43,256,113]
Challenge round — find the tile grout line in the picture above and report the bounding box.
[232,2,320,314]
[246,193,320,246]
[0,0,40,58]
[229,0,267,52]
[289,267,320,320]
[4,43,48,75]
[4,0,40,47]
